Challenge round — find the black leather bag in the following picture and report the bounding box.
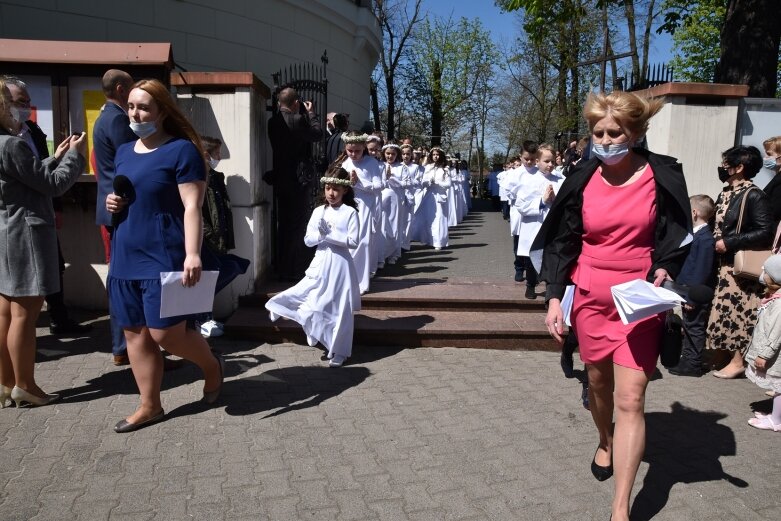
[659,311,683,368]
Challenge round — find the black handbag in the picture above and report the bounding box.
[659,310,683,368]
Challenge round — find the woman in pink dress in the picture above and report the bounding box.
[531,91,692,521]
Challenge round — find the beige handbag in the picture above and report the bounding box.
[732,187,780,279]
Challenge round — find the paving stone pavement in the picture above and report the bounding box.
[1,312,780,521]
[3,198,780,520]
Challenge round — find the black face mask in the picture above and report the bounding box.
[718,166,731,183]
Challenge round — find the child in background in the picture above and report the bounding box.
[265,166,360,367]
[668,195,716,376]
[744,254,781,432]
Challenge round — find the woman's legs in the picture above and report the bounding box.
[0,295,14,388]
[3,296,46,396]
[611,364,651,520]
[123,326,164,424]
[586,360,615,468]
[150,322,220,393]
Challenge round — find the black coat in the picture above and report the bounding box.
[531,148,692,302]
[717,183,774,258]
[267,107,322,196]
[762,173,781,226]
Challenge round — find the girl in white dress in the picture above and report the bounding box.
[381,144,405,264]
[400,144,421,251]
[412,148,451,250]
[340,132,382,294]
[266,166,360,367]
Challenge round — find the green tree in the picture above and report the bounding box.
[660,0,726,82]
[404,16,498,147]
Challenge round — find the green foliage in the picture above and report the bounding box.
[661,0,726,82]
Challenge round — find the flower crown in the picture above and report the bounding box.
[342,133,369,144]
[381,143,400,151]
[320,176,352,187]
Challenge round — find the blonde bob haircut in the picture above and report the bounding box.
[583,91,664,139]
[131,79,206,163]
[762,136,781,156]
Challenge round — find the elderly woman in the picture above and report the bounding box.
[532,91,691,521]
[706,145,773,378]
[0,78,86,407]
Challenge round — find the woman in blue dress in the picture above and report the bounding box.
[106,79,223,433]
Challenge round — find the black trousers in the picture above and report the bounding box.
[45,238,69,324]
[277,189,315,280]
[680,304,710,370]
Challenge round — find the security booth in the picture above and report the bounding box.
[0,38,173,309]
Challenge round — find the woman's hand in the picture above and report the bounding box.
[652,268,671,287]
[106,193,128,213]
[715,239,727,254]
[70,132,87,157]
[182,253,202,287]
[545,298,565,344]
[53,135,72,160]
[755,356,768,374]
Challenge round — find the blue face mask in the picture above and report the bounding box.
[591,142,631,165]
[129,121,156,139]
[763,157,778,170]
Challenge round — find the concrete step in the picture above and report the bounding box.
[225,307,558,351]
[239,277,547,313]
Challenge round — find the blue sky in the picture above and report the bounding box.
[420,0,674,71]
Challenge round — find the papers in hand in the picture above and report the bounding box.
[159,271,219,318]
[611,279,684,325]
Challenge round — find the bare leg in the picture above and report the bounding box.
[5,296,46,396]
[150,322,220,394]
[124,326,164,424]
[586,360,615,468]
[610,364,651,521]
[0,295,14,388]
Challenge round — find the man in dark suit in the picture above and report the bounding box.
[326,113,348,165]
[669,194,716,377]
[4,76,91,336]
[92,69,137,365]
[268,87,323,280]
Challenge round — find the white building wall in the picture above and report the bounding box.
[0,0,381,121]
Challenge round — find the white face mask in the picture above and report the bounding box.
[15,107,31,122]
[129,120,156,139]
[208,157,220,170]
[9,106,21,124]
[591,142,631,165]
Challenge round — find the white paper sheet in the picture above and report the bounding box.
[561,285,575,326]
[610,279,684,325]
[159,271,219,318]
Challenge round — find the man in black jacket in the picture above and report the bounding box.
[4,76,91,336]
[268,87,323,280]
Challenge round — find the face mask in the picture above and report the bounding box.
[763,157,778,170]
[129,121,156,139]
[717,166,731,183]
[208,158,220,170]
[591,142,630,165]
[9,106,21,124]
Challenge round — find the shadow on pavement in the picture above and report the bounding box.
[213,365,372,419]
[630,401,747,520]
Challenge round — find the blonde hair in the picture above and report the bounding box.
[0,78,9,121]
[689,194,715,221]
[537,143,555,155]
[763,136,781,156]
[583,91,664,139]
[131,79,206,161]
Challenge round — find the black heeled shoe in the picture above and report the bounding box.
[591,446,613,481]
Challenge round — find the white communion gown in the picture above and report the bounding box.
[265,204,361,360]
[379,162,401,264]
[342,155,382,293]
[411,165,451,249]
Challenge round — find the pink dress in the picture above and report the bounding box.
[570,165,662,373]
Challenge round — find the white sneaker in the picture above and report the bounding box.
[329,355,346,367]
[199,320,224,338]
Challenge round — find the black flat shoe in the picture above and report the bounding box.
[591,447,613,481]
[114,409,165,433]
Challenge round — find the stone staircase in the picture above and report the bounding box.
[225,277,560,351]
